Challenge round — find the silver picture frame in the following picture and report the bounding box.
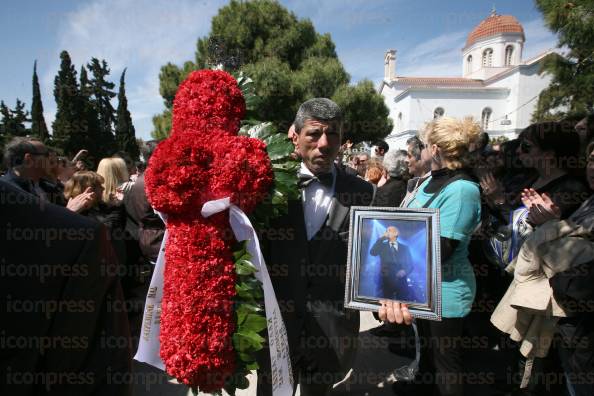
[344,206,442,321]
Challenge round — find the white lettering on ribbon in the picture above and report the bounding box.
[134,198,293,395]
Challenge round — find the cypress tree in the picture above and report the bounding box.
[12,99,30,137]
[52,50,84,156]
[79,65,101,156]
[115,68,140,160]
[30,60,49,142]
[88,58,116,157]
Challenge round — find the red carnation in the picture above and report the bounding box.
[144,69,273,391]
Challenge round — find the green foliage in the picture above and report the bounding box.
[533,0,594,120]
[52,51,85,156]
[88,58,117,157]
[30,61,49,142]
[151,109,172,140]
[153,0,391,143]
[224,242,265,395]
[0,99,31,157]
[115,69,140,160]
[332,80,393,143]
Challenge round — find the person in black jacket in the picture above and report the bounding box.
[0,180,132,396]
[1,136,51,201]
[375,149,409,207]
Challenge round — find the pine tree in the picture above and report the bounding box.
[52,50,85,156]
[30,60,49,142]
[12,99,30,137]
[79,65,101,156]
[87,58,116,157]
[0,100,30,137]
[533,0,594,120]
[115,68,140,160]
[0,101,13,139]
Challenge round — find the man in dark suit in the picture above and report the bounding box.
[370,226,414,301]
[0,180,132,396]
[258,98,375,395]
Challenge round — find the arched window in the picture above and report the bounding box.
[481,107,492,130]
[505,45,514,66]
[482,48,493,67]
[466,55,473,73]
[433,107,444,119]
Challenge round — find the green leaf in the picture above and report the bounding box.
[265,134,294,160]
[236,258,257,275]
[243,313,268,333]
[246,361,259,370]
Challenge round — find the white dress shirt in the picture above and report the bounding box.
[300,163,336,240]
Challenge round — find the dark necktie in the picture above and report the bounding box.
[297,172,333,189]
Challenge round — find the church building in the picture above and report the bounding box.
[379,10,554,149]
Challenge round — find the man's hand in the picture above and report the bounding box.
[378,300,412,325]
[66,187,95,213]
[396,270,406,278]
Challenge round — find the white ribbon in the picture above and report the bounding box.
[201,197,294,395]
[134,198,293,395]
[133,212,167,370]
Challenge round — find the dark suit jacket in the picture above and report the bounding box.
[0,180,132,396]
[123,174,164,263]
[261,165,375,380]
[369,237,414,276]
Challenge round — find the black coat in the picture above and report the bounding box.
[259,166,375,389]
[374,177,407,207]
[0,180,132,396]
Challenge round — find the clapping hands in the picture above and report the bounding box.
[66,187,95,213]
[520,188,561,225]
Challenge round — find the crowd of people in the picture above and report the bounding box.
[1,102,593,396]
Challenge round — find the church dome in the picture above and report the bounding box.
[466,12,524,48]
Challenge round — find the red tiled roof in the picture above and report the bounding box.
[394,77,484,88]
[466,14,524,47]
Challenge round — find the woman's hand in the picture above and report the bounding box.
[521,189,561,225]
[66,187,95,213]
[378,300,412,325]
[479,172,505,204]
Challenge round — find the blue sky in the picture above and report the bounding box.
[0,0,558,140]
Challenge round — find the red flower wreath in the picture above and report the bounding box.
[145,70,273,392]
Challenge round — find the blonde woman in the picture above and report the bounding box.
[96,157,130,203]
[380,117,482,396]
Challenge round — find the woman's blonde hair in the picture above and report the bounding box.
[64,171,104,200]
[96,157,129,203]
[421,116,481,169]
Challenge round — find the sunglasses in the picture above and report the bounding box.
[519,141,533,154]
[30,151,50,157]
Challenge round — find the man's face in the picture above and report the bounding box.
[387,226,399,241]
[406,145,419,176]
[356,154,369,176]
[23,141,50,181]
[292,118,341,175]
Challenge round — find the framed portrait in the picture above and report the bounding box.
[344,206,442,321]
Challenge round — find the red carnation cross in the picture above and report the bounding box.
[144,70,273,391]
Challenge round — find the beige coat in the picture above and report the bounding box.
[491,219,594,359]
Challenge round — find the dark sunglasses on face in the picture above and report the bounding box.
[520,141,532,154]
[29,151,50,157]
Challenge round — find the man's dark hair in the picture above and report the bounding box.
[4,136,42,168]
[141,140,160,163]
[374,140,389,154]
[406,135,424,160]
[112,151,133,167]
[293,98,343,133]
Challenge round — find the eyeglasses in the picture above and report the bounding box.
[29,151,49,157]
[519,141,533,154]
